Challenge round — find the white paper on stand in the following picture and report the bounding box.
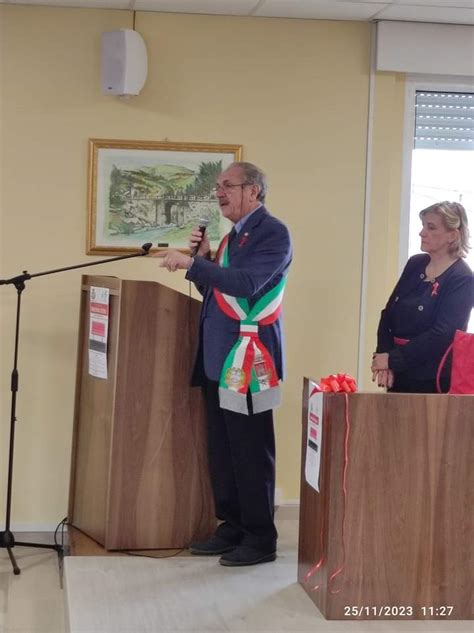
[88,286,110,379]
[305,382,324,492]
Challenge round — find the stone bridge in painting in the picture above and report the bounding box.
[125,194,215,229]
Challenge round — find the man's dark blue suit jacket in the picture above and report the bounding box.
[186,206,292,386]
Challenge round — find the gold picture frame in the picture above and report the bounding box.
[87,139,242,255]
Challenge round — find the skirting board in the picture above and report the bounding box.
[2,505,301,532]
[275,502,299,520]
[0,523,65,532]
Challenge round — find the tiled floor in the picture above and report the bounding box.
[0,520,472,633]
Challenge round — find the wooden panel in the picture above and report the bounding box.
[69,277,216,550]
[297,380,334,616]
[106,281,215,549]
[68,276,122,544]
[298,381,473,620]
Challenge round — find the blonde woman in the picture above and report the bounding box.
[372,201,472,393]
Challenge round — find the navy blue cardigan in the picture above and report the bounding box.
[376,253,473,381]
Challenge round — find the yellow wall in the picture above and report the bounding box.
[0,6,405,525]
[361,71,406,387]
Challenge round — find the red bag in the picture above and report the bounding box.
[437,330,474,394]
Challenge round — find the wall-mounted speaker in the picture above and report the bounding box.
[101,29,148,97]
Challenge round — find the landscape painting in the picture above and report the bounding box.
[87,139,242,254]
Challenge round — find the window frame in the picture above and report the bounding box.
[399,75,474,271]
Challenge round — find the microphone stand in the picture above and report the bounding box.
[0,243,153,575]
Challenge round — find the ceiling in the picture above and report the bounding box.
[2,0,474,26]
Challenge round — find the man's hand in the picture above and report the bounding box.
[153,249,193,272]
[189,228,211,258]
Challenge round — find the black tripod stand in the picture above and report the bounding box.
[0,243,152,574]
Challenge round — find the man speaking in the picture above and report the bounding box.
[156,162,292,567]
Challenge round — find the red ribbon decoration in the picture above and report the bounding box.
[431,281,439,297]
[318,373,357,394]
[304,374,356,594]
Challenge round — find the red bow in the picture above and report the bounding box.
[431,281,439,297]
[313,373,357,393]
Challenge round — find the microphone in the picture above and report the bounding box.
[190,216,209,257]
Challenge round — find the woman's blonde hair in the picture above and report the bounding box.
[419,201,471,258]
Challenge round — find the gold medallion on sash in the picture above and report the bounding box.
[224,367,246,389]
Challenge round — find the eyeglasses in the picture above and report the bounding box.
[212,182,252,194]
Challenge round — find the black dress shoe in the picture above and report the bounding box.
[189,535,237,556]
[219,545,277,567]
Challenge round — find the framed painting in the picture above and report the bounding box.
[87,139,242,254]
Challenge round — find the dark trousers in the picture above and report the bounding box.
[203,380,277,552]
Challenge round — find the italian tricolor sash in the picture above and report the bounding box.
[214,233,287,415]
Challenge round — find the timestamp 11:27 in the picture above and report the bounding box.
[343,605,455,618]
[421,606,454,617]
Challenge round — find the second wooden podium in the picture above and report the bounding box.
[298,379,473,620]
[68,275,216,550]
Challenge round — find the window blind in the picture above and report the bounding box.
[414,91,474,151]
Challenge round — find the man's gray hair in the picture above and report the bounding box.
[229,162,267,202]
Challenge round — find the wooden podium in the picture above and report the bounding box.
[298,378,473,620]
[68,275,216,550]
